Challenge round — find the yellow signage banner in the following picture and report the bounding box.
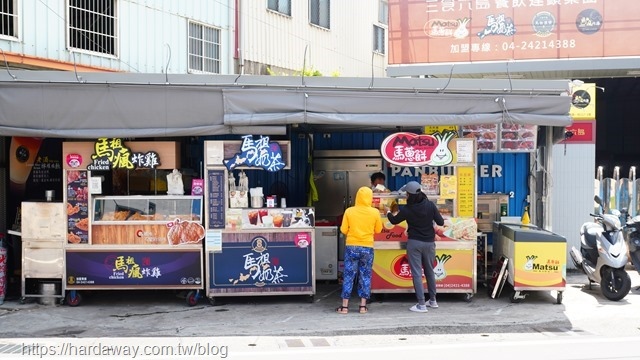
[513,242,566,288]
[456,166,475,217]
[371,248,474,291]
[423,126,458,135]
[570,83,596,121]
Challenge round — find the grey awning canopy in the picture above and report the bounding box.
[223,88,571,128]
[0,71,572,138]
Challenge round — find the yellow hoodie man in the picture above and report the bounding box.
[337,186,383,314]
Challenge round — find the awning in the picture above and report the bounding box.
[0,71,572,138]
[223,88,572,130]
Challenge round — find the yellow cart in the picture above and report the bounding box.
[492,223,566,304]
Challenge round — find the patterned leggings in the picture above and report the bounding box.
[341,245,374,300]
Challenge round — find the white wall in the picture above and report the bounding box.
[239,1,386,77]
[551,143,595,269]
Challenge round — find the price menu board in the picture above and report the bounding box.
[456,166,475,218]
[207,169,225,229]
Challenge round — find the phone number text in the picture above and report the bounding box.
[502,39,576,51]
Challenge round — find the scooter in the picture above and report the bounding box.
[624,213,640,290]
[569,195,631,301]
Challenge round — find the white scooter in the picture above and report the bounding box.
[624,213,640,290]
[569,195,631,301]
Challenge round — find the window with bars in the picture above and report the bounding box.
[188,21,221,74]
[309,0,330,29]
[373,25,385,54]
[68,0,117,56]
[0,0,17,38]
[379,0,388,25]
[268,0,291,16]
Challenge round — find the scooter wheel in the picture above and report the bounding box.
[600,268,631,301]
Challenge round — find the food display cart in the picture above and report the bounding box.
[492,222,566,304]
[203,137,315,305]
[370,132,479,301]
[61,139,205,306]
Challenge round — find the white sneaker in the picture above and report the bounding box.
[427,300,439,308]
[409,304,428,313]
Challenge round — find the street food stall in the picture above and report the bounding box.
[62,139,205,306]
[370,132,479,301]
[492,222,566,304]
[203,137,315,305]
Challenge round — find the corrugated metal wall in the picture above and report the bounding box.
[240,0,386,77]
[477,153,530,218]
[311,131,531,217]
[552,143,596,269]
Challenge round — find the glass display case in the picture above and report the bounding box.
[93,196,203,223]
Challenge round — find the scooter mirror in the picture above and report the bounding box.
[594,195,603,206]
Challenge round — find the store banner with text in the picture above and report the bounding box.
[564,121,595,144]
[66,250,203,288]
[372,248,474,291]
[570,83,597,121]
[389,0,640,64]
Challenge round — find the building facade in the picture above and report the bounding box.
[237,0,388,77]
[1,0,234,73]
[0,0,388,77]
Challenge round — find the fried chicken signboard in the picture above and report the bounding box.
[66,249,202,288]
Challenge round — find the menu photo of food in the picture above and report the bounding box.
[420,173,439,195]
[67,215,89,244]
[67,169,89,244]
[500,124,537,152]
[435,217,477,241]
[166,219,205,245]
[462,124,498,152]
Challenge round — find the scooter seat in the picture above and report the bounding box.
[580,222,601,249]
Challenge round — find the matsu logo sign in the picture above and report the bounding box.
[381,131,455,167]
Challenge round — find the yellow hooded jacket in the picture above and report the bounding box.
[340,186,383,248]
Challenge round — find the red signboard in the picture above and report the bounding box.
[381,131,455,167]
[564,121,595,144]
[389,0,640,64]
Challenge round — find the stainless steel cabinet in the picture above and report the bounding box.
[21,202,66,303]
[315,226,338,281]
[476,194,509,233]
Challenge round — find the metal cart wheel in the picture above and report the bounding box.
[208,297,217,306]
[307,295,315,303]
[464,293,473,302]
[65,291,82,307]
[556,291,563,305]
[186,290,200,307]
[509,290,524,303]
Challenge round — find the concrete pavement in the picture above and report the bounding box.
[1,269,640,340]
